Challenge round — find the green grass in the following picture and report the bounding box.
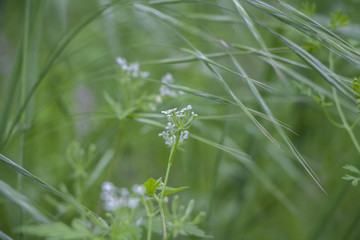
[1,0,360,239]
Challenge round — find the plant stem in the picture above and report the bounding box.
[147,214,153,240]
[159,130,182,239]
[141,195,153,240]
[332,87,360,155]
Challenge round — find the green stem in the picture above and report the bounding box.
[159,130,182,239]
[321,105,344,129]
[141,195,153,240]
[332,88,360,155]
[147,214,153,240]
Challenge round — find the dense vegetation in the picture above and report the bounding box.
[1,0,360,239]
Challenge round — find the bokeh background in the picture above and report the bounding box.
[1,0,360,239]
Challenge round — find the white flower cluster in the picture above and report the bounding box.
[116,57,150,79]
[101,182,146,212]
[158,105,197,147]
[159,73,184,97]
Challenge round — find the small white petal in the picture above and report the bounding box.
[132,184,146,195]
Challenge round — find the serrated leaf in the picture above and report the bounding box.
[343,164,360,174]
[162,186,189,196]
[143,178,161,196]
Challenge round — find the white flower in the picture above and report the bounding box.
[128,63,140,78]
[159,106,197,146]
[161,73,174,84]
[132,184,146,195]
[159,73,185,97]
[102,182,115,192]
[128,197,140,209]
[116,57,127,70]
[136,217,143,226]
[160,85,178,97]
[120,187,129,197]
[141,71,150,79]
[115,57,149,79]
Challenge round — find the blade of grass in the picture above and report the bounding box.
[145,46,309,69]
[233,0,287,85]
[261,25,353,101]
[227,48,325,192]
[0,153,94,217]
[85,148,115,190]
[3,2,127,148]
[0,231,13,240]
[184,46,281,148]
[245,0,360,86]
[0,42,23,148]
[0,180,50,224]
[134,3,215,40]
[248,0,360,67]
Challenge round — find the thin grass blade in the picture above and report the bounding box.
[0,153,93,217]
[0,180,50,224]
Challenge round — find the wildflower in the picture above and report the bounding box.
[141,71,150,79]
[136,217,143,226]
[120,188,129,197]
[159,73,184,97]
[132,184,146,195]
[101,182,145,212]
[128,63,140,78]
[102,182,115,192]
[116,57,127,71]
[115,57,150,79]
[161,73,174,84]
[159,106,197,147]
[128,197,140,209]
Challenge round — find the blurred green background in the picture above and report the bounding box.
[1,0,360,239]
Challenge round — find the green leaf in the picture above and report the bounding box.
[330,11,350,29]
[143,178,161,196]
[342,174,360,186]
[343,164,360,174]
[86,149,115,190]
[183,225,209,238]
[19,220,94,239]
[352,179,359,186]
[342,174,356,180]
[162,186,189,196]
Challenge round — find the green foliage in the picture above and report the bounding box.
[343,164,360,186]
[301,2,316,17]
[143,178,161,197]
[1,0,360,239]
[168,196,208,238]
[143,178,188,198]
[19,220,94,239]
[330,11,350,29]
